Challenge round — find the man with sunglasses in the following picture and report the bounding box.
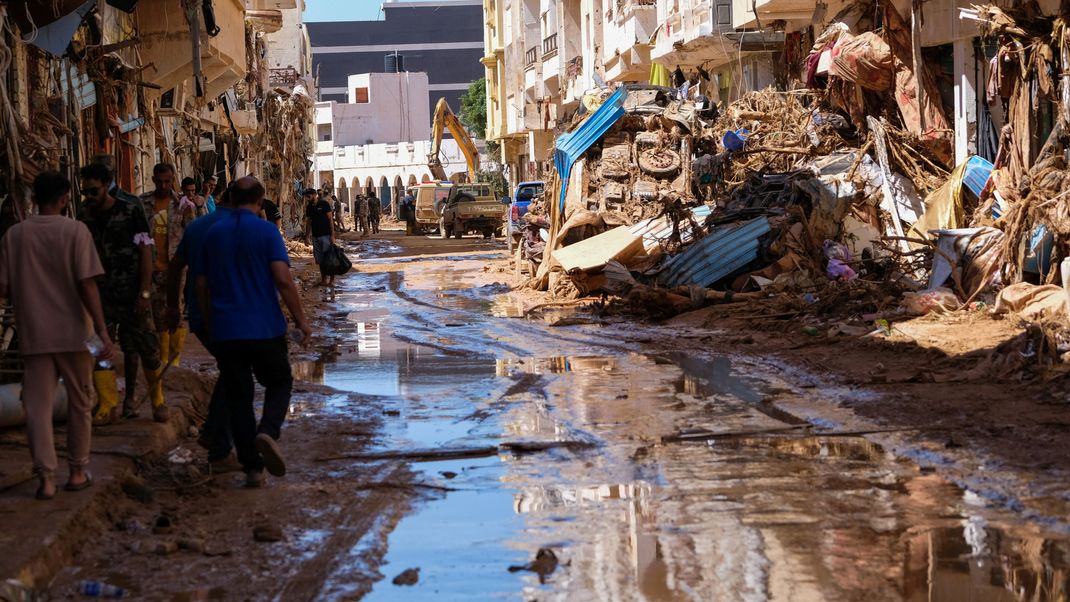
[77,162,162,424]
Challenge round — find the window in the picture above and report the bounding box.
[317,124,332,141]
[353,87,369,103]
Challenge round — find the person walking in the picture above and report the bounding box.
[166,185,237,471]
[203,176,218,213]
[79,162,164,423]
[142,164,197,385]
[195,176,312,488]
[304,188,335,287]
[367,192,381,234]
[401,191,417,235]
[181,177,208,218]
[332,193,346,232]
[0,172,114,500]
[355,193,370,237]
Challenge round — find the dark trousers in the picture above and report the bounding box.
[194,330,231,461]
[215,337,293,472]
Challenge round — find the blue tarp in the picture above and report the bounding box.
[553,87,629,214]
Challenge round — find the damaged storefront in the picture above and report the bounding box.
[518,0,1070,376]
[0,0,314,391]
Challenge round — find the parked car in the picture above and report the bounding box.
[507,181,545,251]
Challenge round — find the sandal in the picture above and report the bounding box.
[35,482,56,501]
[64,472,93,492]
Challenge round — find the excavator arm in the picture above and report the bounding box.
[428,98,480,182]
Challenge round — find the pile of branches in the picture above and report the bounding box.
[709,88,852,187]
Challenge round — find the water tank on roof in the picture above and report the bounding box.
[384,52,405,73]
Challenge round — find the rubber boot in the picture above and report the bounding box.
[92,368,120,426]
[168,327,187,366]
[158,331,171,367]
[146,366,168,423]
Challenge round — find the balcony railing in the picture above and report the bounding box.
[525,47,539,67]
[542,33,558,58]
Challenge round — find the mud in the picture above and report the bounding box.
[35,228,1070,600]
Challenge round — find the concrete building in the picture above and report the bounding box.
[311,72,471,213]
[482,0,676,186]
[320,73,432,147]
[482,0,1020,183]
[308,0,485,125]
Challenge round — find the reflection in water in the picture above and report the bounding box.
[319,265,1070,601]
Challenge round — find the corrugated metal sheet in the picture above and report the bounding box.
[630,205,712,254]
[659,217,770,288]
[553,87,629,214]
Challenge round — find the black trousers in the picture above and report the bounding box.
[194,330,231,462]
[215,337,293,473]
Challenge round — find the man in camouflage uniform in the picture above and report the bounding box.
[78,162,164,423]
[140,164,196,380]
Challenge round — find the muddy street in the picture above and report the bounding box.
[30,228,1064,601]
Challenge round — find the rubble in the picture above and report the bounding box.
[517,1,1070,378]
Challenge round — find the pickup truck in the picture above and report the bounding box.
[413,182,506,239]
[506,181,544,251]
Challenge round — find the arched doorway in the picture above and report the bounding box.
[378,176,389,212]
[336,178,348,207]
[421,174,432,183]
[364,176,374,196]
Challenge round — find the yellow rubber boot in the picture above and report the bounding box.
[146,366,168,423]
[92,369,120,426]
[158,331,171,367]
[168,327,187,365]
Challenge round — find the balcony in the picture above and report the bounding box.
[525,47,539,68]
[541,33,560,84]
[602,0,657,82]
[542,33,559,58]
[247,0,297,9]
[137,0,247,100]
[652,0,739,68]
[731,0,815,30]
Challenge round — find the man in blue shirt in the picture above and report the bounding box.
[203,176,217,213]
[195,177,312,487]
[166,184,235,469]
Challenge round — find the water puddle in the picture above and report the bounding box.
[304,260,1070,600]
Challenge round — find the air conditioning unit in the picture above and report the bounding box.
[157,85,187,117]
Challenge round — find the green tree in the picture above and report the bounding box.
[459,77,500,158]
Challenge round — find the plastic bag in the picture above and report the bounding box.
[321,244,352,276]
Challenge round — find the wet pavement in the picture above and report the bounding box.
[296,237,1070,601]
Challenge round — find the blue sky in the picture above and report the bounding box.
[304,1,435,22]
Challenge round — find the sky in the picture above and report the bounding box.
[304,0,442,22]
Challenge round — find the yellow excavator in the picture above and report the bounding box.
[414,98,505,239]
[428,97,480,181]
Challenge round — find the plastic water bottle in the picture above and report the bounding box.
[77,580,126,598]
[85,335,112,369]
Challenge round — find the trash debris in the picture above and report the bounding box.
[75,580,126,599]
[167,447,194,465]
[252,524,284,543]
[392,568,420,586]
[508,548,559,584]
[1,579,42,602]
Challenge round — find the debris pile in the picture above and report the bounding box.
[520,0,1070,375]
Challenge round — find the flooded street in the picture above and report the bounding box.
[295,234,1070,601]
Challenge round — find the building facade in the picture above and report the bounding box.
[482,0,1021,186]
[308,0,486,125]
[311,72,472,213]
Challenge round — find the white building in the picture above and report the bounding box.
[311,71,472,212]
